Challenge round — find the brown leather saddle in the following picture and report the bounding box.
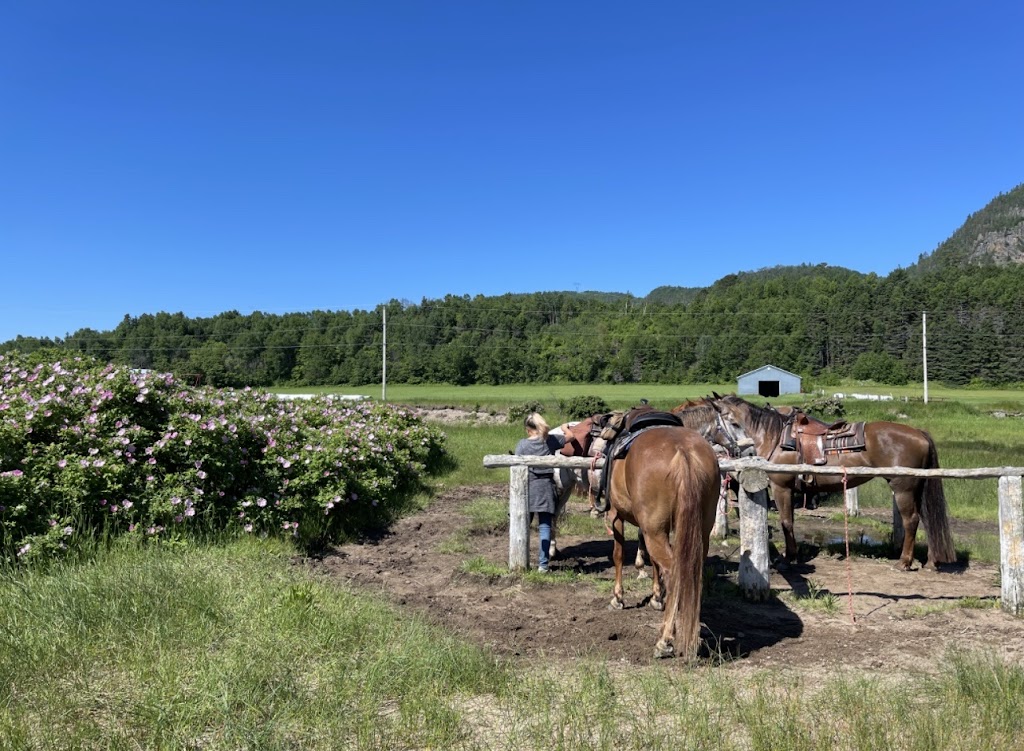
[589,406,683,512]
[779,410,866,466]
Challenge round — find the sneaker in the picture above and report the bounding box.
[537,565,549,573]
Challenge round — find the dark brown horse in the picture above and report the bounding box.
[709,394,956,570]
[595,409,721,659]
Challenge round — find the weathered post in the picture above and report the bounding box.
[712,473,729,539]
[508,465,530,571]
[891,493,905,554]
[844,486,859,517]
[999,475,1024,616]
[737,468,771,601]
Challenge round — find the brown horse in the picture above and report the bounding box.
[708,394,956,571]
[596,409,721,659]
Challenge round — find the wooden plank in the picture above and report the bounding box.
[483,454,1024,479]
[738,486,770,601]
[509,466,530,571]
[999,475,1024,616]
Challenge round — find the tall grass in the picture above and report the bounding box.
[0,539,506,750]
[2,536,1022,748]
[3,535,1022,751]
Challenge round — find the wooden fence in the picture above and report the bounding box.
[481,454,1024,617]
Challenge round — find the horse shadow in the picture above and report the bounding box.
[699,553,804,661]
[553,538,806,660]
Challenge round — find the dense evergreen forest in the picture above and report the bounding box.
[5,184,1024,389]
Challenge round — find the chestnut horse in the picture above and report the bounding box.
[595,410,721,659]
[709,394,956,570]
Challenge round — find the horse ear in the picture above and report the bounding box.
[712,391,722,399]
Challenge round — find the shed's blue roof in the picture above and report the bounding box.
[736,364,801,380]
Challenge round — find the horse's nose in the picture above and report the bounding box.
[738,443,756,457]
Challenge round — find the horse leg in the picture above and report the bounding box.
[641,531,676,658]
[635,530,650,579]
[891,481,920,571]
[773,483,799,565]
[609,512,626,610]
[648,557,664,611]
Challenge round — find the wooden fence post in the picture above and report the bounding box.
[509,466,530,571]
[844,487,859,517]
[738,483,770,601]
[891,493,905,554]
[712,473,729,539]
[999,475,1024,616]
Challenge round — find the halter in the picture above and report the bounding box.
[709,409,748,458]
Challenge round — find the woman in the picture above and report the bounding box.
[514,412,569,572]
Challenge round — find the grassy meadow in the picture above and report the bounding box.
[3,381,1023,749]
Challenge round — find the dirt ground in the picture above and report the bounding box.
[310,481,1024,676]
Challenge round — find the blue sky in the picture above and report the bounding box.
[2,1,1022,342]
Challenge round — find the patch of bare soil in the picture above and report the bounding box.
[310,484,1024,674]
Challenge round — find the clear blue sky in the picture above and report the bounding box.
[2,1,1022,342]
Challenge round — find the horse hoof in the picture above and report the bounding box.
[653,641,674,659]
[608,598,624,611]
[636,570,650,580]
[649,598,664,612]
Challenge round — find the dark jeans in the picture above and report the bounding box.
[531,511,553,569]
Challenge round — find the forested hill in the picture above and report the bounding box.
[5,187,1024,389]
[912,182,1024,272]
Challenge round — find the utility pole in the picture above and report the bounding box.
[382,307,387,402]
[922,311,928,404]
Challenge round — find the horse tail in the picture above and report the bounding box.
[669,444,717,660]
[920,431,956,565]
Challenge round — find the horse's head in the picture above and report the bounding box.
[595,410,628,441]
[708,395,760,455]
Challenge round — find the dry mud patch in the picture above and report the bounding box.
[310,484,1024,676]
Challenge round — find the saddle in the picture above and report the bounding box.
[591,406,683,513]
[779,410,866,467]
[557,418,596,457]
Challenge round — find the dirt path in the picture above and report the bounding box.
[310,483,1024,673]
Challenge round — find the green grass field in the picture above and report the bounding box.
[274,380,1024,413]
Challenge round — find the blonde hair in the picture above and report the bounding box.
[524,412,550,439]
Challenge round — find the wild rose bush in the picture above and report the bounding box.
[0,354,446,562]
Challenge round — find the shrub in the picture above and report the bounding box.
[0,354,446,562]
[558,395,610,420]
[800,396,846,418]
[507,401,545,424]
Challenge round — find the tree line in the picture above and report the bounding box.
[5,262,1024,388]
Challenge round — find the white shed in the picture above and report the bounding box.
[736,365,801,398]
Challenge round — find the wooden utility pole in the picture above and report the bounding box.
[381,308,387,402]
[922,311,928,404]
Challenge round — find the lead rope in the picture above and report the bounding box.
[841,467,856,624]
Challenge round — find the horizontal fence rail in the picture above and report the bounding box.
[482,454,1024,617]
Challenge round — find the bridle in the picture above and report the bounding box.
[709,409,743,457]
